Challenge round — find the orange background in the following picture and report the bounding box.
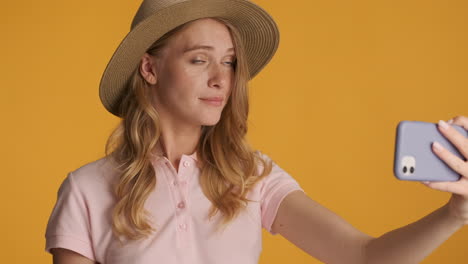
[2,0,467,263]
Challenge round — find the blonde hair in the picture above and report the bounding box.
[105,17,273,242]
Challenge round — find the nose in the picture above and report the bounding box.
[207,63,232,89]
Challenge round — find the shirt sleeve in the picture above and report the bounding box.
[44,172,96,261]
[259,153,304,235]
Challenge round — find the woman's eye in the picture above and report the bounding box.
[191,59,205,64]
[225,61,236,67]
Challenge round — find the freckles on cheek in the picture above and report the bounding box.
[183,66,202,77]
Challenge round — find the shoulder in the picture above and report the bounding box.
[253,150,302,191]
[68,156,119,193]
[254,150,273,168]
[254,150,281,174]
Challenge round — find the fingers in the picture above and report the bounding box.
[437,118,468,159]
[422,177,468,196]
[449,116,468,131]
[418,116,468,197]
[432,141,468,176]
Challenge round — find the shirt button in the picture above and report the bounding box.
[179,223,187,230]
[177,201,185,209]
[183,161,190,167]
[173,180,187,186]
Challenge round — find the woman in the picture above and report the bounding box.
[45,0,468,263]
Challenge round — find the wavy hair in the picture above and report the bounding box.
[105,17,273,242]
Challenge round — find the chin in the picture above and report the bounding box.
[200,116,222,126]
[201,120,221,127]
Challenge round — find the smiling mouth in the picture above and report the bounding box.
[199,98,223,106]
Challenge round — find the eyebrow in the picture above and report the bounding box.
[183,45,234,54]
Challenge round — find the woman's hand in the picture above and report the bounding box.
[423,116,468,226]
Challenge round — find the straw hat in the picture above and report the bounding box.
[99,0,280,117]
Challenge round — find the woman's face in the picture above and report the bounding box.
[144,18,235,128]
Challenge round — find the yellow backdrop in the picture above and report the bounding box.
[2,0,467,263]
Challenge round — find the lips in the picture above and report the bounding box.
[199,96,224,102]
[199,96,224,106]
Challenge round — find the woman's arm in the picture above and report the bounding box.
[271,190,371,264]
[273,191,463,264]
[365,197,463,264]
[51,248,97,264]
[273,116,468,264]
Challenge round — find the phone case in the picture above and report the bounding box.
[394,121,467,181]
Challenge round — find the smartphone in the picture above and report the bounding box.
[393,121,467,182]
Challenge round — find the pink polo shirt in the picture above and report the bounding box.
[45,151,303,263]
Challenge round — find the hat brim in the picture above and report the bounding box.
[99,0,279,117]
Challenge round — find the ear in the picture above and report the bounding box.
[139,53,158,85]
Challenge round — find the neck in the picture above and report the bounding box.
[154,118,202,169]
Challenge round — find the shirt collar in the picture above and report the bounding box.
[151,141,198,163]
